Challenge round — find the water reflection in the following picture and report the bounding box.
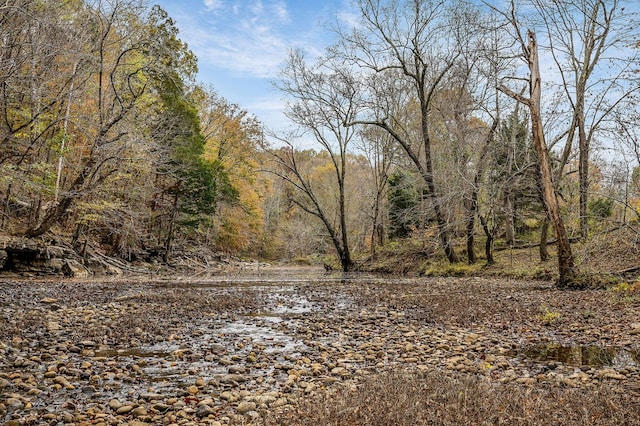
[523,344,639,368]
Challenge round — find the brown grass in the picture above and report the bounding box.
[263,368,640,426]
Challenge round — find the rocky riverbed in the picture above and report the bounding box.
[1,266,640,425]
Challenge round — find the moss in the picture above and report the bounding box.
[536,305,561,325]
[421,261,484,277]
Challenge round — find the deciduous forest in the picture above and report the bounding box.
[4,2,640,425]
[1,0,640,286]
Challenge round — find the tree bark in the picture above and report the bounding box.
[578,103,589,239]
[539,217,549,262]
[478,213,495,265]
[465,117,498,264]
[338,154,352,272]
[526,31,576,286]
[418,89,458,264]
[499,31,577,286]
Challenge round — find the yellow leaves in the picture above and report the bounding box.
[191,86,275,254]
[536,305,561,325]
[214,173,268,253]
[76,200,123,225]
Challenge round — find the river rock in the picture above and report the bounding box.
[132,406,148,417]
[6,397,23,408]
[236,401,256,414]
[220,374,246,383]
[152,403,171,412]
[140,392,164,400]
[196,404,217,418]
[228,365,246,374]
[220,391,240,402]
[116,405,134,414]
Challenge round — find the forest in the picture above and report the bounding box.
[1,0,640,287]
[4,1,640,424]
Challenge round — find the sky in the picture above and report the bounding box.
[152,0,356,133]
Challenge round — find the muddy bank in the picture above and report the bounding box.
[1,267,639,424]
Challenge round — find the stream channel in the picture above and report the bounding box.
[1,266,639,423]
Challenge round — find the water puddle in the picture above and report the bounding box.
[162,267,416,288]
[522,343,640,368]
[217,319,306,354]
[93,343,180,359]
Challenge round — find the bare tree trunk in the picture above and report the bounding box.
[499,31,577,287]
[466,212,477,264]
[465,118,498,264]
[578,109,589,239]
[478,213,495,265]
[419,96,459,264]
[527,31,576,286]
[504,193,515,245]
[338,155,352,272]
[370,190,384,257]
[539,217,549,262]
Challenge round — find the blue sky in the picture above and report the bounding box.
[153,0,356,132]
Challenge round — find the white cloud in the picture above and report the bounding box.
[191,1,299,78]
[174,1,355,80]
[271,0,290,23]
[203,0,223,11]
[336,10,360,30]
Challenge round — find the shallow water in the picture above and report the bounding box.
[523,343,640,368]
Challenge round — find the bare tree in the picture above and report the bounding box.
[23,1,195,238]
[335,0,469,263]
[358,125,395,256]
[269,50,362,271]
[533,0,640,239]
[0,0,89,232]
[498,27,578,287]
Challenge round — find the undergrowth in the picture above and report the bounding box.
[361,226,640,285]
[261,368,640,426]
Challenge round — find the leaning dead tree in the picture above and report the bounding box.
[499,30,577,287]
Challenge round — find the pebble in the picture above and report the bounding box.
[196,404,217,418]
[236,401,257,414]
[140,392,164,400]
[2,275,639,425]
[108,399,123,410]
[228,365,246,374]
[116,405,134,415]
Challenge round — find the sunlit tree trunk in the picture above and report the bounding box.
[526,32,576,286]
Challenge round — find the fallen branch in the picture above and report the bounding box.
[616,265,640,275]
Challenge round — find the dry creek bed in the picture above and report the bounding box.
[1,266,640,425]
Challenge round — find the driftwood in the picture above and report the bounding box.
[616,265,640,276]
[90,250,149,274]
